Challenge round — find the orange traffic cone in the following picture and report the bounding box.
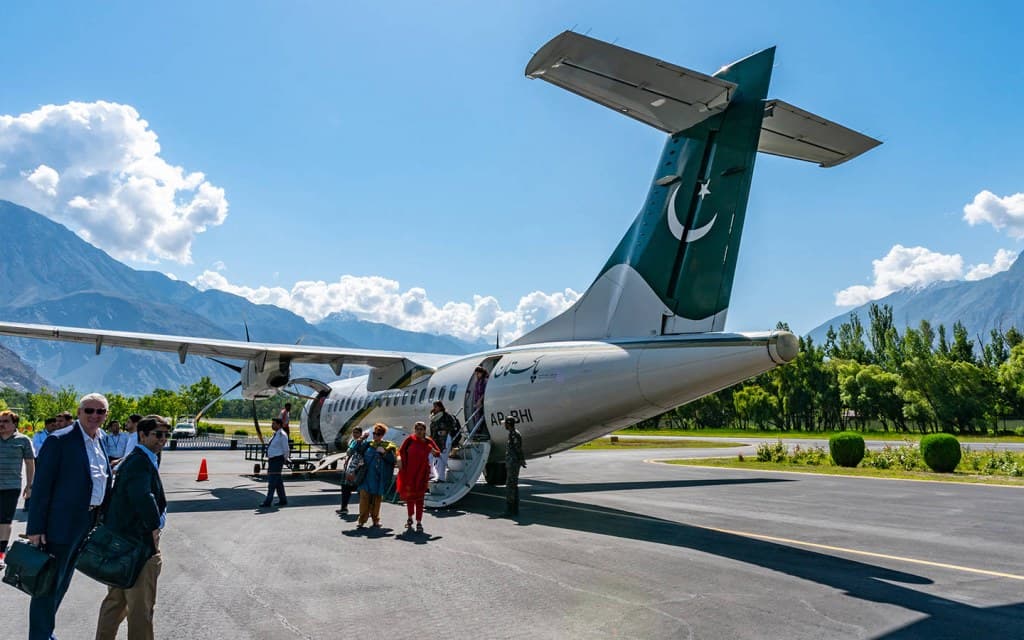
[197,458,209,482]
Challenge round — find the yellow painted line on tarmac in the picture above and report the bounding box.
[644,458,1024,489]
[698,525,1024,581]
[480,491,1024,582]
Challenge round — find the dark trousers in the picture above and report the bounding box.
[340,483,355,509]
[29,534,86,640]
[263,456,287,505]
[505,462,520,513]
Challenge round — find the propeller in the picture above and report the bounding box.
[251,400,266,445]
[194,380,242,425]
[208,357,242,373]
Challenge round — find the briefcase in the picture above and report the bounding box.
[75,524,148,589]
[2,540,57,597]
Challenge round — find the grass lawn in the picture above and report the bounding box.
[575,438,745,450]
[664,457,1024,486]
[615,428,1024,443]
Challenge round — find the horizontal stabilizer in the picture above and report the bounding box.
[526,31,736,134]
[759,99,881,167]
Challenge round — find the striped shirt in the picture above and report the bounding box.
[0,432,35,490]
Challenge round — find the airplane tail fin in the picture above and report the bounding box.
[512,33,879,346]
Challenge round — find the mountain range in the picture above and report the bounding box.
[807,252,1024,346]
[6,197,1022,395]
[0,200,488,395]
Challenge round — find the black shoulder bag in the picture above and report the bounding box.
[75,524,150,589]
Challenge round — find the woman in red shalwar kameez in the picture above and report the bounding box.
[397,421,441,532]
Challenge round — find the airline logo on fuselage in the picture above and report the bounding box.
[493,357,552,383]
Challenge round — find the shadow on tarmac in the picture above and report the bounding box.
[523,476,793,495]
[167,486,342,513]
[459,490,1024,640]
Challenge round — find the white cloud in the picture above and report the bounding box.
[212,260,226,272]
[24,164,59,196]
[835,245,1017,306]
[965,248,1017,281]
[191,271,580,342]
[0,101,228,264]
[963,190,1024,237]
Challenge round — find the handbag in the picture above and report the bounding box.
[2,540,57,597]
[75,524,149,589]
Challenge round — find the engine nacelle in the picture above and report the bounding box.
[241,354,291,399]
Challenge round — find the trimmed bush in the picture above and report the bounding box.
[829,432,865,467]
[233,429,249,436]
[920,433,961,473]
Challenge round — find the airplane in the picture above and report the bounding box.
[0,32,879,506]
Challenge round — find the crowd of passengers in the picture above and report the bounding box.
[336,400,463,533]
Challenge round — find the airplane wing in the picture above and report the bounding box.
[0,321,453,375]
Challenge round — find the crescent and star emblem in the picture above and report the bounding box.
[668,181,717,242]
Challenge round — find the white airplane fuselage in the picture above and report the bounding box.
[301,330,797,460]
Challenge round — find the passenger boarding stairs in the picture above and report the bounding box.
[425,409,490,508]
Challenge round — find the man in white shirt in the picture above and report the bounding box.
[27,393,113,640]
[259,418,290,508]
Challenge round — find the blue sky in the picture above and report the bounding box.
[2,1,1023,340]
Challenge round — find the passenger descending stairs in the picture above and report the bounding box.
[424,438,490,508]
[425,411,491,508]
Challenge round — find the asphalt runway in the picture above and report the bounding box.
[2,446,1022,639]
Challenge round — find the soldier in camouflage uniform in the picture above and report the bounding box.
[503,417,526,516]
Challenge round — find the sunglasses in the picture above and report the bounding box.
[152,431,170,439]
[81,407,108,415]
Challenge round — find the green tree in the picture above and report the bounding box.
[835,314,870,363]
[949,321,976,364]
[997,342,1024,419]
[105,393,138,423]
[180,376,224,418]
[26,388,59,422]
[137,388,185,421]
[1006,326,1024,349]
[868,303,901,367]
[733,385,778,429]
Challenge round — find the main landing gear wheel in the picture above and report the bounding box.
[484,462,507,486]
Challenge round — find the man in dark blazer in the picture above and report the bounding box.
[94,414,168,640]
[27,393,112,640]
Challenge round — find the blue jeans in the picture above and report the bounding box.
[263,456,287,505]
[29,534,86,640]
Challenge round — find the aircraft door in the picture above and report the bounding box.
[464,356,500,440]
[305,389,330,445]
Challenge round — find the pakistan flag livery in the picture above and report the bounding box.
[514,34,880,345]
[0,31,880,506]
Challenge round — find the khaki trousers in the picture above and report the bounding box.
[95,553,162,640]
[357,490,383,525]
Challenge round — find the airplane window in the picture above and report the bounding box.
[449,385,458,401]
[439,386,447,401]
[419,388,427,403]
[428,387,436,402]
[401,392,408,406]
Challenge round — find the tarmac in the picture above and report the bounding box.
[1,445,1022,639]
